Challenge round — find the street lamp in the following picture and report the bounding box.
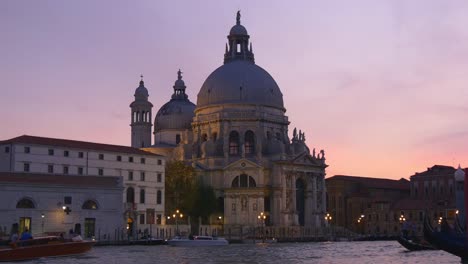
[357,214,365,234]
[257,212,266,242]
[324,213,332,224]
[41,213,45,234]
[170,209,183,236]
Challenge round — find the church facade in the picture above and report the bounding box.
[132,12,327,229]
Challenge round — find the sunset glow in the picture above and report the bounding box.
[2,0,468,179]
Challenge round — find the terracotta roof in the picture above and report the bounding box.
[0,172,122,188]
[326,175,410,191]
[0,135,161,156]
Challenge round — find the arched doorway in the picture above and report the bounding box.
[296,179,305,226]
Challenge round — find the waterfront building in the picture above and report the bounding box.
[142,12,328,230]
[0,172,122,239]
[409,165,457,226]
[326,175,410,236]
[0,135,165,237]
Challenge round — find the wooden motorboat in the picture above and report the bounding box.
[0,236,96,262]
[396,235,436,251]
[167,235,229,246]
[423,215,468,261]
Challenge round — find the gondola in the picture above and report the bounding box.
[396,235,436,251]
[423,215,468,261]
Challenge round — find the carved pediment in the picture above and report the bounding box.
[224,158,261,171]
[290,152,319,166]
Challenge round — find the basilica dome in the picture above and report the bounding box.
[196,12,284,111]
[197,61,284,110]
[154,70,195,132]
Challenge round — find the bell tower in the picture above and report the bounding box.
[130,75,153,148]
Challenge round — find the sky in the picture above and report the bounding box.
[1,0,468,180]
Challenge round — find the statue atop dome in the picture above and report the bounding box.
[236,10,241,25]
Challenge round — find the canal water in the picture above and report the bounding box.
[14,240,461,264]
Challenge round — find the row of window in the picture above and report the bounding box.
[23,163,162,182]
[16,197,98,210]
[139,213,162,225]
[17,146,162,164]
[126,188,163,205]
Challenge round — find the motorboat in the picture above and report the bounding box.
[166,236,229,246]
[130,236,166,245]
[0,236,96,262]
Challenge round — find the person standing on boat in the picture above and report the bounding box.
[20,228,33,240]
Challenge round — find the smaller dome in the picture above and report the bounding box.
[230,24,248,35]
[455,165,465,181]
[154,100,195,132]
[134,80,149,100]
[175,79,185,87]
[154,69,195,132]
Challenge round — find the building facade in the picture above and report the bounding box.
[326,175,410,236]
[0,135,165,236]
[0,172,123,239]
[141,12,328,229]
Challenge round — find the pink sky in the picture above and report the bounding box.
[2,0,468,180]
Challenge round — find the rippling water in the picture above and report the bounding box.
[14,241,461,264]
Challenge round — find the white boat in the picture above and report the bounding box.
[166,236,229,246]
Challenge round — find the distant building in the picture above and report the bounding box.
[0,172,122,239]
[0,135,165,237]
[326,175,410,236]
[408,165,458,231]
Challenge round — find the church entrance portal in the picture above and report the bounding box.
[296,179,305,226]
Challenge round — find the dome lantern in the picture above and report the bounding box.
[224,11,254,64]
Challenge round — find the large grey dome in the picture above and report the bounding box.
[197,60,284,110]
[154,99,195,132]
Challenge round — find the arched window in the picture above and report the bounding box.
[176,134,181,144]
[240,174,248,187]
[229,131,239,155]
[231,174,256,188]
[249,176,256,187]
[82,200,98,210]
[244,130,255,154]
[202,133,208,142]
[157,190,162,204]
[16,198,35,209]
[140,189,145,204]
[232,176,239,187]
[126,187,135,203]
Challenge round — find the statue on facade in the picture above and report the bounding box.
[293,128,297,140]
[312,148,316,158]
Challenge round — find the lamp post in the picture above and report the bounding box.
[217,216,223,236]
[399,213,407,237]
[257,212,266,242]
[357,214,365,235]
[171,209,183,236]
[324,213,332,239]
[41,213,45,234]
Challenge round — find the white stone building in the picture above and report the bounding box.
[0,135,165,236]
[0,172,123,239]
[133,12,328,229]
